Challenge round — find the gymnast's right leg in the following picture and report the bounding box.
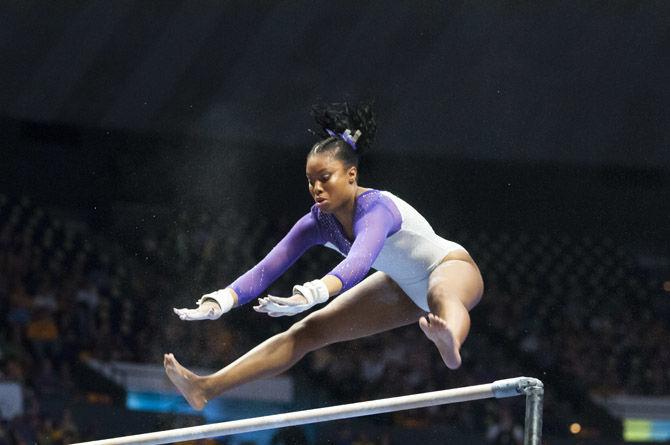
[164,271,424,410]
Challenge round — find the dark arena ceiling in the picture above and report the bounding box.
[1,2,668,168]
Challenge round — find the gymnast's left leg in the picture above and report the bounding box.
[164,272,424,410]
[419,250,484,369]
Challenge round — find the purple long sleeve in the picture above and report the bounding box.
[325,193,400,292]
[229,213,323,305]
[229,190,401,305]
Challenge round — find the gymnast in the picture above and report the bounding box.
[165,102,484,410]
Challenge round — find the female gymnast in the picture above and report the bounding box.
[165,102,484,410]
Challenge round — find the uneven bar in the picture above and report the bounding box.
[74,376,543,445]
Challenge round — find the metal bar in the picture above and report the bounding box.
[522,380,545,445]
[73,376,540,445]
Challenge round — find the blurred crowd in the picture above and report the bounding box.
[1,192,668,444]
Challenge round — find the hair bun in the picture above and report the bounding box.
[311,101,376,154]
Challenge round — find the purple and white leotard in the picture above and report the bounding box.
[229,189,467,311]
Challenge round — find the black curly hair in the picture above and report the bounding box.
[308,101,376,168]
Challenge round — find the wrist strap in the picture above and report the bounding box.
[293,279,329,305]
[197,288,235,313]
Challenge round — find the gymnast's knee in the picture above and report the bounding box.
[427,284,481,312]
[427,285,465,310]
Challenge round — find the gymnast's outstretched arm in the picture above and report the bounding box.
[173,212,324,320]
[254,200,396,316]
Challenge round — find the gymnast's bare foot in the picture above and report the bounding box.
[419,313,462,370]
[164,353,208,410]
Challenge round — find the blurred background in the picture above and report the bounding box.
[0,2,668,444]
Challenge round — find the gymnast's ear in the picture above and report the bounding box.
[347,165,358,184]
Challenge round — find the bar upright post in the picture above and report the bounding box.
[522,380,544,445]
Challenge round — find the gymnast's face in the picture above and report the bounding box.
[306,153,357,213]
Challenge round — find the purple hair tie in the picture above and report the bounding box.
[326,128,362,151]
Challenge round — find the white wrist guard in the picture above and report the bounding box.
[292,279,329,305]
[198,288,235,313]
[174,288,235,321]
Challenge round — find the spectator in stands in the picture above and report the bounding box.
[34,359,60,397]
[7,282,31,342]
[26,307,59,360]
[486,405,523,444]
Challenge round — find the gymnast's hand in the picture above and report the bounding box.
[173,288,236,321]
[253,294,310,317]
[253,279,330,317]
